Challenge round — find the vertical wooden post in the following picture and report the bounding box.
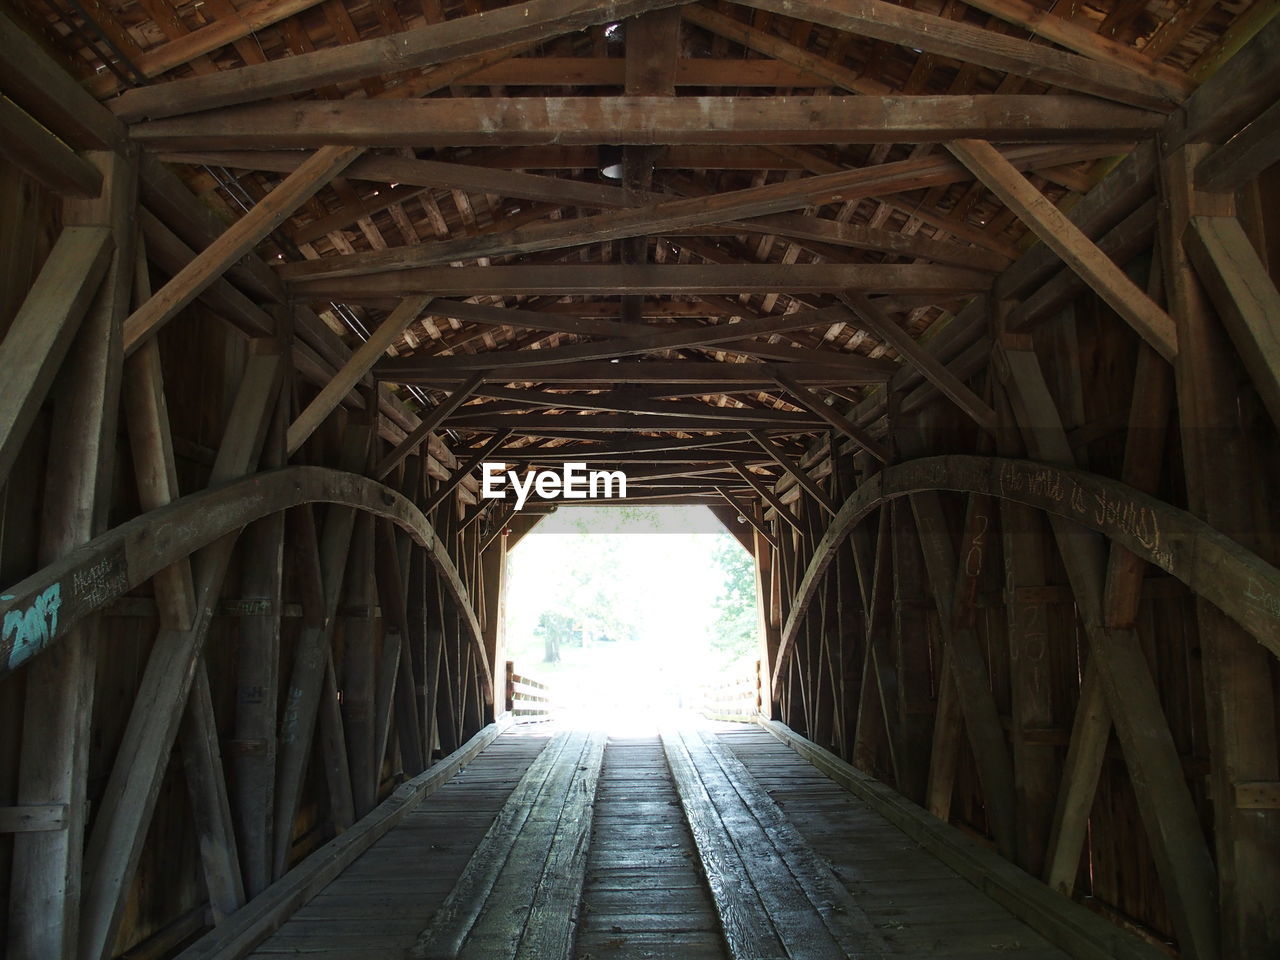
[752,523,780,719]
[232,377,289,898]
[912,491,1019,860]
[1161,141,1280,956]
[273,418,368,873]
[481,530,507,714]
[994,381,1060,876]
[80,343,281,960]
[8,150,134,960]
[340,512,379,818]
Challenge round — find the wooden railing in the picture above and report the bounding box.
[699,659,762,722]
[505,661,555,723]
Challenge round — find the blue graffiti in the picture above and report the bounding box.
[3,583,62,670]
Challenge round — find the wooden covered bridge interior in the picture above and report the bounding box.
[2,0,1279,957]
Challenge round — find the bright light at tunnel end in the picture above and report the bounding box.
[480,462,627,511]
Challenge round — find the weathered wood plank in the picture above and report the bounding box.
[769,454,1280,693]
[131,96,1163,149]
[0,9,127,150]
[374,372,485,481]
[123,146,362,354]
[760,720,1168,960]
[7,151,133,960]
[79,347,282,960]
[176,718,513,960]
[1195,98,1280,193]
[279,143,1125,283]
[736,0,1177,109]
[660,729,788,959]
[841,293,998,434]
[772,371,891,462]
[946,138,1178,361]
[288,295,433,454]
[0,95,102,196]
[1161,142,1280,956]
[0,226,113,489]
[997,336,1219,960]
[113,0,696,120]
[1183,215,1280,432]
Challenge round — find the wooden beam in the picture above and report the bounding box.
[427,299,651,340]
[772,371,891,463]
[378,360,892,387]
[139,154,285,305]
[469,387,814,425]
[1004,199,1158,332]
[132,95,1163,150]
[124,146,361,354]
[736,0,1176,109]
[1194,99,1280,193]
[748,430,839,515]
[0,9,126,151]
[716,488,778,550]
[7,152,132,960]
[1166,13,1280,151]
[455,396,821,427]
[422,432,513,514]
[1043,660,1110,895]
[730,463,804,534]
[911,491,1019,861]
[139,209,276,339]
[272,427,367,878]
[1183,216,1280,431]
[448,413,814,434]
[682,4,884,95]
[946,139,1178,361]
[279,143,1126,282]
[88,0,329,95]
[287,295,432,454]
[124,238,248,922]
[440,56,836,87]
[113,0,696,121]
[742,212,1011,272]
[0,226,113,490]
[1161,142,1280,956]
[952,0,1191,98]
[995,142,1156,304]
[161,150,640,211]
[997,336,1220,960]
[378,304,864,371]
[79,348,282,960]
[0,95,102,197]
[374,371,486,480]
[294,264,993,300]
[840,294,998,434]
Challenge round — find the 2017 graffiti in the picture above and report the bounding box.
[2,583,63,670]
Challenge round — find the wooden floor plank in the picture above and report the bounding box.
[246,731,548,959]
[716,725,1073,960]
[577,735,727,960]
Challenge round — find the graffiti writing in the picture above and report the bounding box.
[1245,578,1280,621]
[71,556,128,609]
[3,583,62,670]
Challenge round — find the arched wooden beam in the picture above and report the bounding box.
[0,465,490,690]
[774,455,1280,697]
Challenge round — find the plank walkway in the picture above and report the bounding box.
[242,722,1087,960]
[247,730,549,959]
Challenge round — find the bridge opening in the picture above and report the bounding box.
[502,505,762,732]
